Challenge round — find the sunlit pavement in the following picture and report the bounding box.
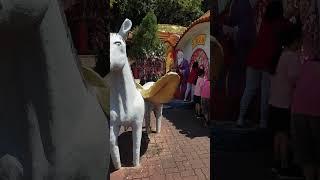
[110,106,210,180]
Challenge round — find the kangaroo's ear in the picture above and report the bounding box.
[118,18,132,39]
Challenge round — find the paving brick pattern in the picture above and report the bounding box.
[110,108,210,180]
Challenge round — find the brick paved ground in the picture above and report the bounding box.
[110,107,210,180]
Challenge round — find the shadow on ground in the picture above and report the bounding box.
[109,131,150,173]
[162,108,210,139]
[211,123,275,180]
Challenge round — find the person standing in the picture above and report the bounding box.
[194,68,205,117]
[184,61,199,102]
[177,50,190,98]
[290,58,320,180]
[269,18,303,177]
[201,76,211,127]
[224,0,257,98]
[237,1,286,128]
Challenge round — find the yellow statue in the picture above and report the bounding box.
[81,66,109,114]
[81,66,180,117]
[136,72,180,103]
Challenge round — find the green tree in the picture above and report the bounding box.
[110,0,207,31]
[110,0,155,31]
[154,0,204,26]
[110,0,115,8]
[128,11,165,61]
[201,0,210,12]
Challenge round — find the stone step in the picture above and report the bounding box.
[211,123,274,180]
[211,124,273,152]
[164,99,194,109]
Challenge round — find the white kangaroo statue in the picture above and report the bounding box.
[106,19,145,170]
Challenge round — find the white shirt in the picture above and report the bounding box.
[269,50,301,108]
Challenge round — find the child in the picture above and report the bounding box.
[184,61,199,102]
[269,18,303,177]
[194,68,205,117]
[201,76,210,127]
[290,59,320,180]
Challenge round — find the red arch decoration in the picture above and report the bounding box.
[190,48,209,78]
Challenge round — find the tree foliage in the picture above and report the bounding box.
[110,0,155,31]
[154,0,205,26]
[110,0,207,31]
[110,0,115,8]
[128,11,165,60]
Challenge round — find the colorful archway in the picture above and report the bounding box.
[190,48,209,78]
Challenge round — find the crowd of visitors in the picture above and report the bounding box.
[218,0,320,179]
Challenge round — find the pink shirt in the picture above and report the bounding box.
[269,50,301,109]
[292,60,320,117]
[194,77,205,96]
[201,79,210,99]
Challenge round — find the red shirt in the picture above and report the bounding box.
[246,18,288,71]
[187,68,198,84]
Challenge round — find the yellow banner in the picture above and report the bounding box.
[192,34,206,49]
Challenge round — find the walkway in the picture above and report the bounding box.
[110,104,210,180]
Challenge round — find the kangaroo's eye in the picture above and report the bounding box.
[114,41,122,46]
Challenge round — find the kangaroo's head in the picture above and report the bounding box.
[110,18,132,72]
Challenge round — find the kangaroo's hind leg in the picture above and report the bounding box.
[145,102,152,134]
[110,125,121,170]
[154,104,163,133]
[132,121,143,167]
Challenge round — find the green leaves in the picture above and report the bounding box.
[110,0,206,31]
[110,0,116,8]
[153,0,204,26]
[110,0,208,63]
[128,11,165,60]
[111,0,155,31]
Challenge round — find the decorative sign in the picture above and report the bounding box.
[192,34,206,49]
